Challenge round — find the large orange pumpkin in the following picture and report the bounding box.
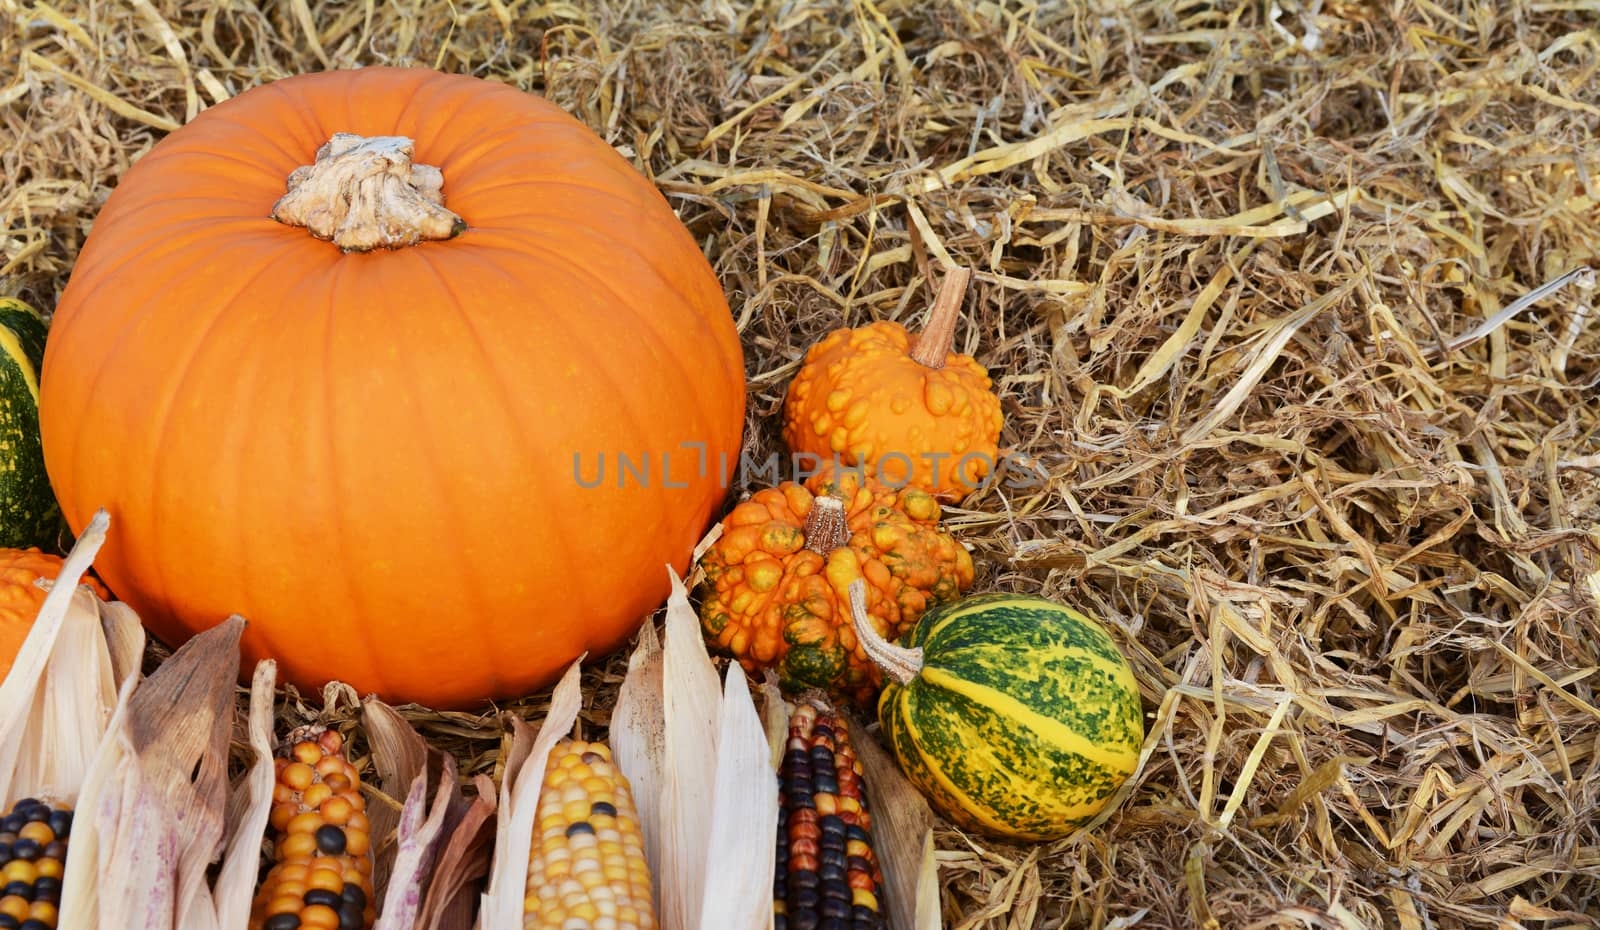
[39,68,745,708]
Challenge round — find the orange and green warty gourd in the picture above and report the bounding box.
[783,268,1003,500]
[0,547,110,684]
[696,467,974,701]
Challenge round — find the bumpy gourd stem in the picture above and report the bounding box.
[847,580,922,685]
[909,266,973,369]
[271,133,466,252]
[803,495,850,555]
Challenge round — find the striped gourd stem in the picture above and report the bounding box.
[846,580,922,685]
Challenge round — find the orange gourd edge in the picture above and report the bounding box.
[695,465,974,703]
[782,268,1004,501]
[0,547,109,685]
[38,68,746,708]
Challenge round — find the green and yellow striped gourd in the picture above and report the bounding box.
[849,583,1144,841]
[0,297,59,548]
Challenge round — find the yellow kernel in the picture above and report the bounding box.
[0,897,26,922]
[321,796,354,825]
[264,894,303,917]
[281,762,315,791]
[279,832,318,860]
[17,823,53,844]
[308,868,344,893]
[2,861,37,884]
[35,859,62,879]
[287,811,325,834]
[28,901,58,924]
[301,903,341,929]
[268,804,295,833]
[292,742,323,765]
[278,863,310,882]
[302,782,333,809]
[345,828,371,856]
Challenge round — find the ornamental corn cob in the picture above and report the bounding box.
[249,726,375,930]
[775,700,886,930]
[522,739,654,930]
[0,799,71,930]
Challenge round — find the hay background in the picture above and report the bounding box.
[4,0,1600,927]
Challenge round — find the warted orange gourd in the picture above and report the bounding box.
[783,269,1002,501]
[1,548,108,685]
[39,69,745,707]
[696,468,973,701]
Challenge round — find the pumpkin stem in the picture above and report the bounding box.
[803,495,851,555]
[909,266,973,369]
[847,580,923,685]
[271,133,467,252]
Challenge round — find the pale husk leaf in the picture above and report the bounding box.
[211,659,279,930]
[660,567,723,930]
[697,666,779,930]
[58,615,245,930]
[610,616,666,915]
[479,657,585,930]
[375,753,459,930]
[363,697,471,930]
[362,694,436,894]
[847,717,941,930]
[758,673,789,772]
[0,510,131,806]
[415,772,498,930]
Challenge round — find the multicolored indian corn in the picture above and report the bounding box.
[249,726,375,930]
[775,699,886,930]
[522,739,654,930]
[0,798,71,930]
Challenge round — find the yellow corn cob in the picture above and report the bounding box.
[522,739,655,930]
[249,726,376,930]
[775,699,886,930]
[0,798,71,930]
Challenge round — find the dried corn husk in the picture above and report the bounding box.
[212,659,280,930]
[846,717,941,930]
[363,697,481,930]
[413,772,497,930]
[56,614,252,930]
[609,568,779,930]
[480,566,779,930]
[0,511,142,807]
[479,658,586,930]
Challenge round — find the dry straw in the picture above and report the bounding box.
[4,0,1600,926]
